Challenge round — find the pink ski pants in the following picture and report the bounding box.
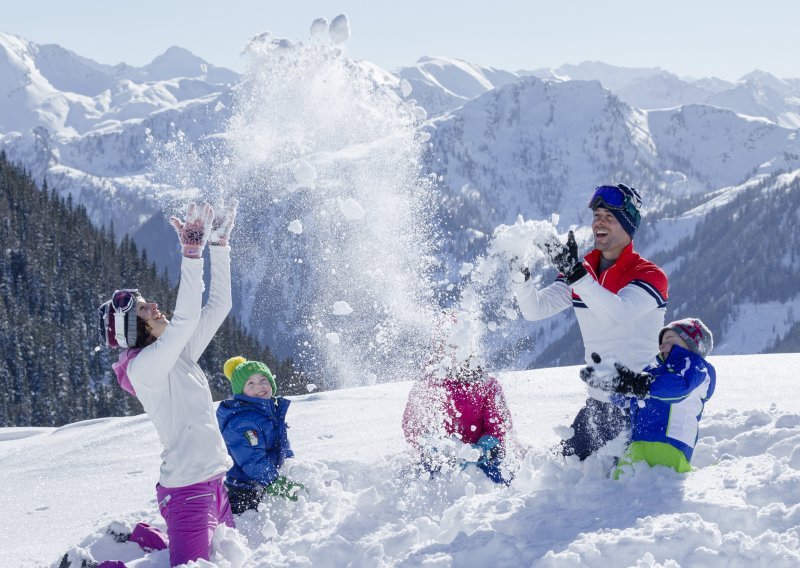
[156,476,235,567]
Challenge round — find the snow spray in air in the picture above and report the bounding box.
[225,15,440,388]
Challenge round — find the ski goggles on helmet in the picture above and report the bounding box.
[111,289,140,314]
[588,184,642,225]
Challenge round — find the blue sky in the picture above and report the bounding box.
[3,1,797,80]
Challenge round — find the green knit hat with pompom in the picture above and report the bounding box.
[223,356,277,396]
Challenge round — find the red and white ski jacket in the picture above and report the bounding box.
[516,243,668,385]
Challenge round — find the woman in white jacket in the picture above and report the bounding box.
[99,199,238,567]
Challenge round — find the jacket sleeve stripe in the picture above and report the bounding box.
[630,280,668,308]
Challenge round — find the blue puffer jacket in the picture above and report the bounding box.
[216,395,294,488]
[622,345,716,461]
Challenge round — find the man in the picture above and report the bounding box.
[515,184,668,460]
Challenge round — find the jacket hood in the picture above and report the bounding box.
[112,348,142,396]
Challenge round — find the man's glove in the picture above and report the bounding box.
[169,201,214,259]
[209,197,239,247]
[612,363,654,398]
[265,475,305,501]
[579,352,613,390]
[540,230,587,284]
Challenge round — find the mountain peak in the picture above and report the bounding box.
[144,45,209,80]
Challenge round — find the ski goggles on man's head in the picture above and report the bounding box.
[111,289,140,313]
[588,184,642,222]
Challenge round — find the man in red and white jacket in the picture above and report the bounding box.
[515,184,668,461]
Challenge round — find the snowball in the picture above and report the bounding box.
[329,14,350,44]
[214,101,226,112]
[261,519,277,539]
[293,159,317,187]
[487,321,498,332]
[366,373,377,385]
[551,213,560,226]
[457,444,482,463]
[288,219,303,234]
[459,263,474,276]
[412,106,428,121]
[338,197,365,220]
[326,332,340,344]
[210,523,249,566]
[504,307,518,320]
[306,383,317,393]
[400,79,413,98]
[310,18,328,36]
[332,301,353,315]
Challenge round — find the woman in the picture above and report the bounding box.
[98,199,238,567]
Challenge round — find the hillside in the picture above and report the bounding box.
[2,354,799,566]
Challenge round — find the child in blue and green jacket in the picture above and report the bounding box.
[216,356,303,514]
[580,317,716,477]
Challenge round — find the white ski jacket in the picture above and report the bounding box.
[516,243,669,378]
[127,246,234,488]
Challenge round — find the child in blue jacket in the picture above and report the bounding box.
[216,356,303,514]
[580,317,716,477]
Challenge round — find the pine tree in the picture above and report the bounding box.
[0,152,302,427]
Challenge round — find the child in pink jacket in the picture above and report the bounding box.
[403,360,515,485]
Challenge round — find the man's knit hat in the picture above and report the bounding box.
[659,318,714,358]
[224,356,277,396]
[99,289,144,349]
[588,183,643,238]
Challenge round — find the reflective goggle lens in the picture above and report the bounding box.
[588,185,628,209]
[111,289,139,312]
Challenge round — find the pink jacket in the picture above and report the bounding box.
[403,373,512,450]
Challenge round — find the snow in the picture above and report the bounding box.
[287,219,303,235]
[3,354,800,567]
[310,18,328,37]
[328,14,351,45]
[337,197,366,220]
[331,301,353,316]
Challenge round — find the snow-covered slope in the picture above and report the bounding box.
[528,61,800,127]
[647,104,797,188]
[3,354,800,567]
[0,31,237,234]
[395,56,520,116]
[427,75,661,235]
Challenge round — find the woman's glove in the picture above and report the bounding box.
[265,475,305,501]
[209,197,239,247]
[169,202,214,258]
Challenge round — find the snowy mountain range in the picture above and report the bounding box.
[1,29,799,365]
